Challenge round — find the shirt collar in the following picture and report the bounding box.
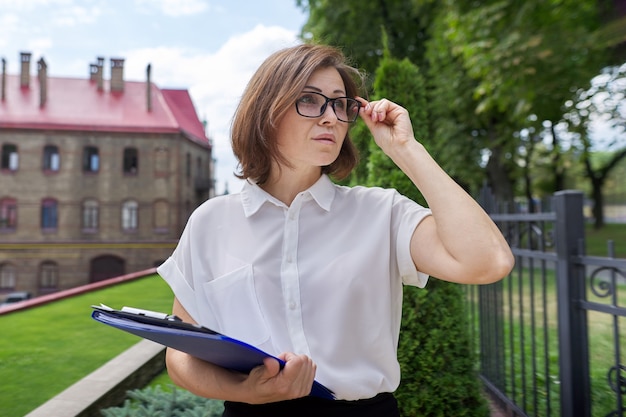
[241,174,336,217]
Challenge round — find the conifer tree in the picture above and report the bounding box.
[361,37,489,417]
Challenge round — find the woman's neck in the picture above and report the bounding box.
[261,167,322,206]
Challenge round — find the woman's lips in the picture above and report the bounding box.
[313,134,335,144]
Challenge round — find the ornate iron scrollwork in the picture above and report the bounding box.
[606,364,626,416]
[589,266,625,298]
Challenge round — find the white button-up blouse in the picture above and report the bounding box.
[157,174,431,400]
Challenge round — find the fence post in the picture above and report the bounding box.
[553,190,590,417]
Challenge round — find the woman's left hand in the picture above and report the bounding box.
[356,97,416,155]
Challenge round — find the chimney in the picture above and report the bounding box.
[90,56,105,91]
[38,57,48,108]
[89,63,98,81]
[1,58,6,101]
[20,52,31,88]
[110,58,124,92]
[146,64,152,112]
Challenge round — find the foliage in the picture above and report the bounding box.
[398,283,489,417]
[297,0,436,76]
[100,385,224,417]
[441,0,607,124]
[424,9,499,193]
[564,62,626,227]
[300,0,623,209]
[364,44,428,205]
[429,0,613,202]
[360,46,488,417]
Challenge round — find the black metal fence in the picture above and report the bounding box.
[469,190,626,417]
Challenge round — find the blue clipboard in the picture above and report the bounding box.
[91,305,335,400]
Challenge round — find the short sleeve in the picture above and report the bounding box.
[392,194,431,288]
[156,212,203,322]
[156,256,200,321]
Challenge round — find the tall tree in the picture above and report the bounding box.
[297,0,436,75]
[428,0,612,202]
[364,45,489,417]
[564,62,626,228]
[299,0,621,203]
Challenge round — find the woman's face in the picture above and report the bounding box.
[274,66,351,176]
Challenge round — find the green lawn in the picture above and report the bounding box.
[0,275,174,417]
[585,223,626,258]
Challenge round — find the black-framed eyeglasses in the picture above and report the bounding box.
[295,92,361,123]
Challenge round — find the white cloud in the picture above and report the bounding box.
[121,24,301,194]
[0,14,19,49]
[51,4,102,27]
[25,38,54,62]
[134,0,210,17]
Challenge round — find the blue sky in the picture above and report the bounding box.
[0,0,308,194]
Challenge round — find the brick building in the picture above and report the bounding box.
[0,52,214,299]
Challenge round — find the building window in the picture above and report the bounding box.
[1,144,19,171]
[43,145,60,172]
[83,146,99,172]
[123,147,138,175]
[39,261,59,291]
[122,200,138,231]
[41,198,58,230]
[0,198,17,230]
[153,200,169,231]
[0,263,16,290]
[82,199,99,231]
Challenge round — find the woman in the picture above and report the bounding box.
[157,43,514,417]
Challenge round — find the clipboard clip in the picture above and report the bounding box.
[93,304,182,322]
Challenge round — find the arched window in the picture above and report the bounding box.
[41,198,58,230]
[122,200,138,231]
[0,263,16,290]
[82,199,99,231]
[39,261,59,292]
[43,145,60,172]
[90,255,125,282]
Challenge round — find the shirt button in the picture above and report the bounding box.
[289,301,296,310]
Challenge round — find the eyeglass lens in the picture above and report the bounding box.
[296,92,360,122]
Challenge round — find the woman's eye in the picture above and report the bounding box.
[298,94,318,104]
[334,99,346,110]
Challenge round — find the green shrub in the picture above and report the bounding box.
[100,385,224,417]
[359,36,489,417]
[397,283,489,417]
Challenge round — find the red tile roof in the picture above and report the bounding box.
[0,74,209,147]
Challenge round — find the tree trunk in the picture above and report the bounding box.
[591,176,605,229]
[485,146,514,211]
[550,124,566,191]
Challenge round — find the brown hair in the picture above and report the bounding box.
[231,43,365,184]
